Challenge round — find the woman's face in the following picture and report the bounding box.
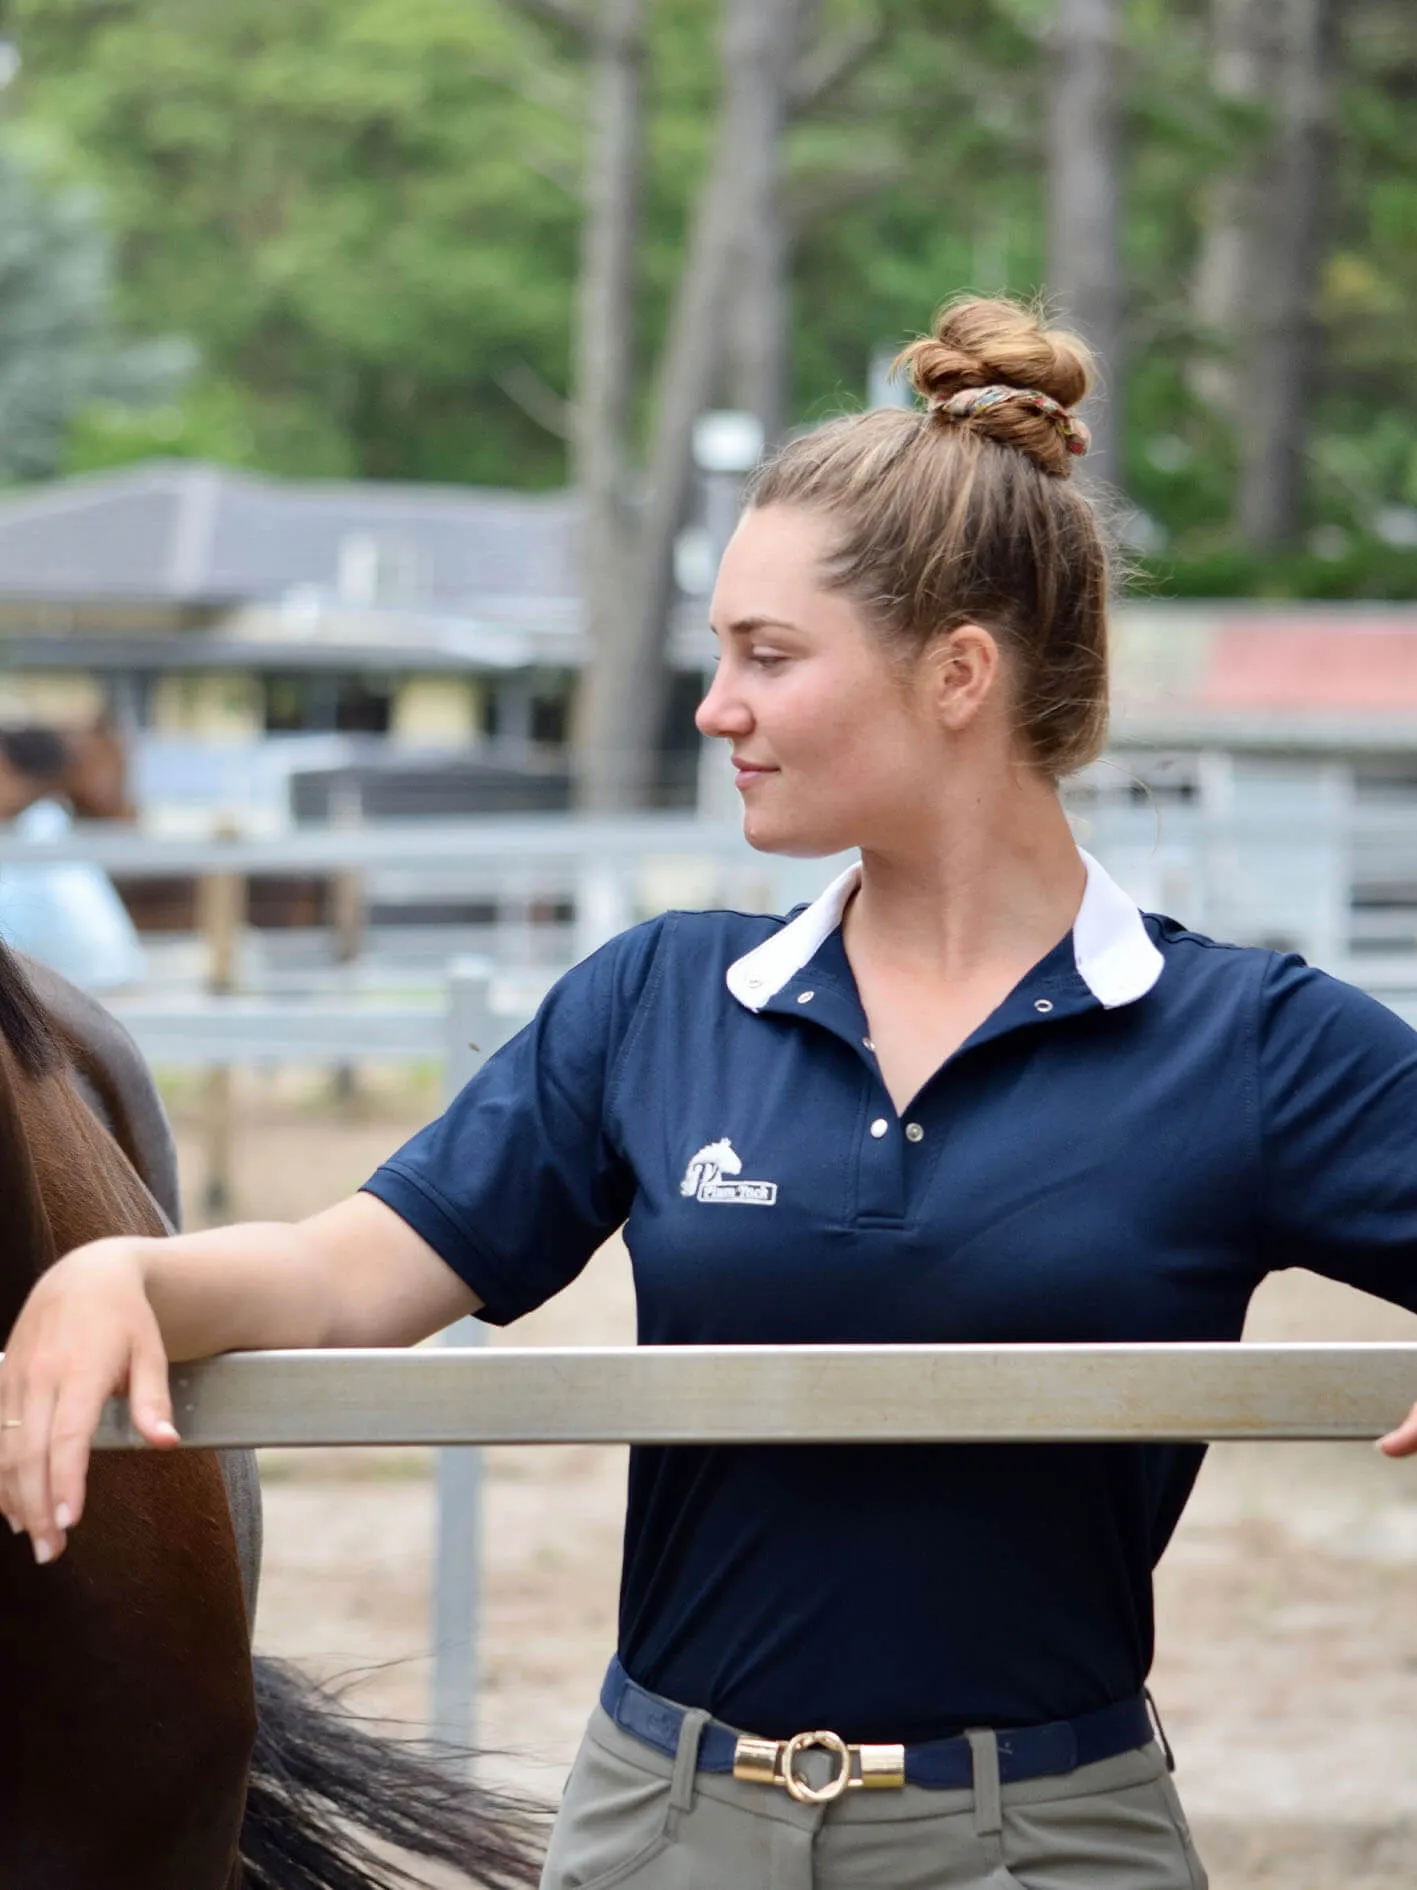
[698,504,998,858]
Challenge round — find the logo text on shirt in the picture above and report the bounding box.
[680,1138,778,1206]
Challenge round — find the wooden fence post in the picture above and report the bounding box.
[196,839,246,1217]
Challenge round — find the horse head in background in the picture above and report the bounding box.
[0,718,135,821]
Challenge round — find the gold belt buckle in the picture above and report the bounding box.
[733,1729,906,1804]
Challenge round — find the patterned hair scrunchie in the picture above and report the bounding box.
[927,384,1091,458]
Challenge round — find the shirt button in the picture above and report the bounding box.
[869,1118,889,1139]
[796,990,814,1004]
[862,1037,876,1051]
[1034,998,1054,1014]
[905,1122,924,1143]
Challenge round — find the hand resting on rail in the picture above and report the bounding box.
[0,1193,480,1565]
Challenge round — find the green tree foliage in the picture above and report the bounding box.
[10,0,586,485]
[7,0,1417,589]
[1315,3,1417,532]
[0,136,186,479]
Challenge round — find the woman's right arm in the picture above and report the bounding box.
[0,1192,480,1564]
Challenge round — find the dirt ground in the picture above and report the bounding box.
[169,1070,1417,1890]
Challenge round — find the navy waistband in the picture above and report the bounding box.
[599,1659,1154,1792]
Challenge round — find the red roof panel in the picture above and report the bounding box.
[1203,623,1417,712]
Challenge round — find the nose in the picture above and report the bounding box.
[695,663,752,740]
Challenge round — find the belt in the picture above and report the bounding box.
[600,1658,1155,1807]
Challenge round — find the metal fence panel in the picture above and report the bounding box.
[75,1342,1417,1451]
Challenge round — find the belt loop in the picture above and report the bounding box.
[667,1707,711,1828]
[965,1727,1003,1860]
[1144,1688,1176,1774]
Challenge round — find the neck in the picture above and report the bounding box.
[845,768,1085,982]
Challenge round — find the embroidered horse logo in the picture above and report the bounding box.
[680,1138,778,1206]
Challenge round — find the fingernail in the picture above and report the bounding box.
[32,1538,51,1565]
[5,1514,20,1535]
[54,1503,71,1530]
[153,1421,178,1441]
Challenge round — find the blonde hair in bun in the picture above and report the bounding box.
[745,294,1112,777]
[897,295,1094,479]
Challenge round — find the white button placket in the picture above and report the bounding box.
[855,1099,910,1223]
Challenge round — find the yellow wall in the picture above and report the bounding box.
[391,674,482,746]
[151,672,262,741]
[0,670,106,725]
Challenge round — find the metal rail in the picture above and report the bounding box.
[0,813,758,874]
[108,998,449,1064]
[74,1342,1417,1450]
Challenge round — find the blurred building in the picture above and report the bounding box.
[0,458,580,745]
[0,460,709,819]
[2,463,1417,967]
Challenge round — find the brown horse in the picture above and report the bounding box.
[0,937,543,1889]
[0,718,135,820]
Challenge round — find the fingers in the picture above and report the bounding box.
[0,1242,176,1562]
[1377,1401,1417,1457]
[3,1341,178,1559]
[1,1378,61,1561]
[47,1378,115,1540]
[127,1332,180,1452]
[1,1328,177,1564]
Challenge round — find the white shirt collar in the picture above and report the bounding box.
[725,849,1164,1014]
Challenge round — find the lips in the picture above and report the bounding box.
[731,757,777,789]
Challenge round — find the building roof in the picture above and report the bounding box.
[0,460,581,607]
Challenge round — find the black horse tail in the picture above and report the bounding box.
[241,1655,547,1890]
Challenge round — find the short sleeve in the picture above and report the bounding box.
[1258,954,1417,1309]
[361,917,668,1325]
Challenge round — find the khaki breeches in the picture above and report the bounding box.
[540,1702,1209,1890]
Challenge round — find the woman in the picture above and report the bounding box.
[5,296,1417,1889]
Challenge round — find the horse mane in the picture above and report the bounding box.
[0,937,60,1078]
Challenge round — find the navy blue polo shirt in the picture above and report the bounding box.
[363,851,1417,1744]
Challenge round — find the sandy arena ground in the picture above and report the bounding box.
[168,1069,1417,1889]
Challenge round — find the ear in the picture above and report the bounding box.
[929,622,1002,733]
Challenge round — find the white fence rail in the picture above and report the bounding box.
[109,997,449,1063]
[76,1341,1417,1450]
[0,813,759,875]
[10,803,1417,971]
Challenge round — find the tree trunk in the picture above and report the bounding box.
[576,0,804,811]
[726,0,803,444]
[568,0,647,807]
[726,187,792,447]
[1192,0,1264,412]
[1195,0,1336,548]
[1046,0,1124,490]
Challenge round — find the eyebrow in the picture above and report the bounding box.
[710,615,801,639]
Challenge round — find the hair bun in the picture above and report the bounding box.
[895,296,1095,477]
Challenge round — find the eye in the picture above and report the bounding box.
[749,648,789,671]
